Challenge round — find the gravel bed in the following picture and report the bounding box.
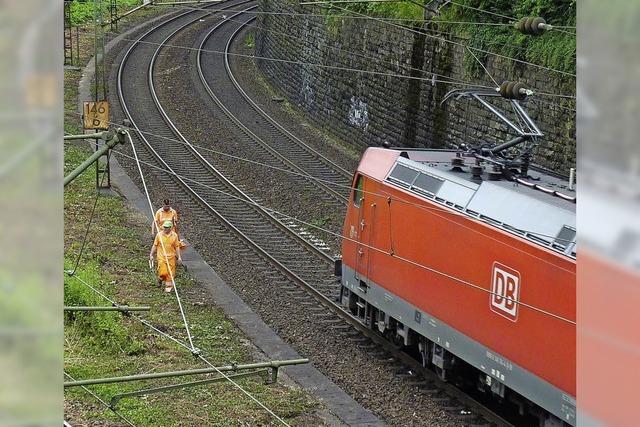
[151,18,345,254]
[230,26,365,172]
[107,10,458,427]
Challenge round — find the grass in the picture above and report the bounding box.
[64,69,82,135]
[245,31,255,49]
[64,4,321,420]
[64,143,320,425]
[68,0,141,27]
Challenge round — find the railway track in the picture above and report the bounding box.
[197,6,351,206]
[115,3,513,426]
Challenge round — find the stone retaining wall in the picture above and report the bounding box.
[255,0,576,173]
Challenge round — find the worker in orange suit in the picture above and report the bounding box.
[149,220,182,293]
[153,199,187,249]
[153,199,179,236]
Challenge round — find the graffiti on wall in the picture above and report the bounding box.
[348,96,369,131]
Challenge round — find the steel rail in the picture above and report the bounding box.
[146,9,335,265]
[118,7,336,303]
[222,17,352,178]
[196,7,350,206]
[202,10,515,427]
[116,6,513,426]
[115,5,303,426]
[115,0,259,354]
[118,2,340,318]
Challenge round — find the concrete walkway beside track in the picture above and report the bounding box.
[76,9,384,426]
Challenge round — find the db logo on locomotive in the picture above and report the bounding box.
[490,263,521,322]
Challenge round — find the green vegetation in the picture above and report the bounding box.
[64,70,82,134]
[341,1,424,21]
[63,145,319,425]
[319,0,575,76]
[68,0,140,26]
[245,31,255,48]
[64,262,145,355]
[64,5,321,424]
[437,0,576,77]
[322,1,423,33]
[309,214,336,230]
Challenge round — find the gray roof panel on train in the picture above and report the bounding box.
[386,151,576,257]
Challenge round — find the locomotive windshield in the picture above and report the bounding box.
[353,175,364,207]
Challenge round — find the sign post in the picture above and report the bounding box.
[83,101,111,189]
[83,101,110,130]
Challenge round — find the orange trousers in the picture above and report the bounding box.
[157,256,176,282]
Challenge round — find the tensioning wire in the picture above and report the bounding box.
[103,147,577,323]
[65,112,575,245]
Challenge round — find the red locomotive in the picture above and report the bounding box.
[339,90,576,426]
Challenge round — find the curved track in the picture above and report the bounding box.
[115,4,513,426]
[118,0,338,296]
[197,6,351,206]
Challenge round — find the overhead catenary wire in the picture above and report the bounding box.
[301,0,575,35]
[98,142,577,324]
[120,2,576,97]
[68,272,196,353]
[193,353,291,426]
[443,0,574,34]
[147,2,491,22]
[110,33,575,97]
[325,3,576,77]
[125,128,197,353]
[130,8,509,93]
[67,0,576,332]
[111,148,576,323]
[149,0,573,31]
[63,371,137,427]
[299,0,512,23]
[112,35,493,88]
[116,15,295,414]
[65,116,575,244]
[66,273,290,426]
[108,142,577,256]
[64,120,575,245]
[530,97,576,113]
[531,91,576,100]
[149,1,574,65]
[67,151,112,276]
[117,3,237,356]
[445,0,516,22]
[444,1,575,36]
[195,7,476,86]
[218,7,567,88]
[465,45,498,86]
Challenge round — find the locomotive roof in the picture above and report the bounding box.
[360,148,576,258]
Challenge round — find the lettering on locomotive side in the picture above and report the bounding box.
[490,263,521,321]
[486,350,514,371]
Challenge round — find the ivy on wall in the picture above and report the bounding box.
[319,0,576,77]
[437,0,576,77]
